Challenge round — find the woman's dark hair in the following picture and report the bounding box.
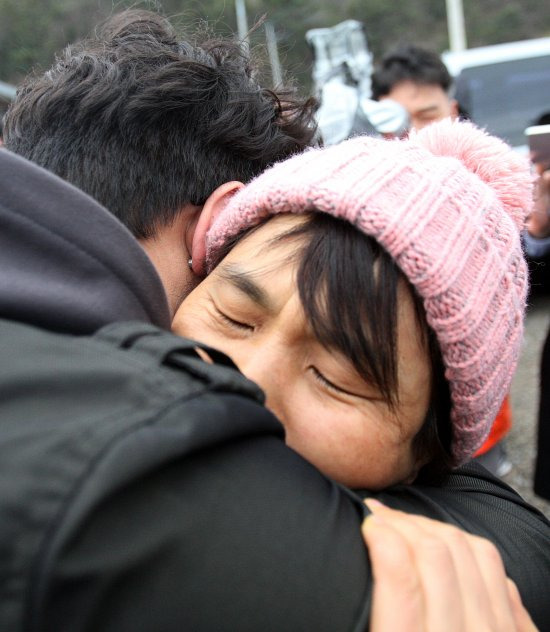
[212,213,454,483]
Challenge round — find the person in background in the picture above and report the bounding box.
[372,43,512,476]
[525,112,550,502]
[524,112,550,282]
[534,323,550,502]
[371,44,458,131]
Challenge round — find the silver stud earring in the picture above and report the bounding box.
[187,257,193,271]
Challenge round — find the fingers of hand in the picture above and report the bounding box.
[362,513,424,632]
[366,501,469,632]
[506,579,539,632]
[363,500,534,632]
[468,535,518,630]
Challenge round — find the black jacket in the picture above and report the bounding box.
[1,148,549,631]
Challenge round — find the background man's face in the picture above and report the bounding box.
[380,80,458,131]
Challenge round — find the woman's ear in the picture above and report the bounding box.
[190,181,244,276]
[402,469,419,485]
[402,458,426,484]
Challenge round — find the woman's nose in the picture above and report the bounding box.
[236,345,286,421]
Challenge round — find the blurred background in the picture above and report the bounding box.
[1,0,550,92]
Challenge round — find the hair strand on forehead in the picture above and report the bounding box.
[273,213,454,482]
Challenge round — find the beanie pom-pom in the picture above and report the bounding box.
[411,119,533,231]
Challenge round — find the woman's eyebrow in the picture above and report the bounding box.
[218,264,273,311]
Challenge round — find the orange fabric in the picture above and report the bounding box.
[473,396,512,457]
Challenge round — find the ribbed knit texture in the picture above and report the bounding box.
[207,119,533,464]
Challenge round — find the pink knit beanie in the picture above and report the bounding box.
[207,119,533,465]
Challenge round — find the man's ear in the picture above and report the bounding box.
[190,181,244,277]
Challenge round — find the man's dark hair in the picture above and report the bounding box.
[212,213,454,483]
[371,44,453,101]
[3,10,317,238]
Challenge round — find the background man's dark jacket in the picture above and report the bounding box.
[1,148,549,631]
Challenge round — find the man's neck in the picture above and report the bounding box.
[139,207,202,318]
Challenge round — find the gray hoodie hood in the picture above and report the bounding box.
[0,149,171,334]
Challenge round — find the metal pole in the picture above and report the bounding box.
[446,0,467,51]
[235,0,249,47]
[265,21,283,87]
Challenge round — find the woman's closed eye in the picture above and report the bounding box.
[214,305,254,332]
[310,365,382,403]
[310,366,357,398]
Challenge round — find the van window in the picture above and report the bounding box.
[455,55,550,147]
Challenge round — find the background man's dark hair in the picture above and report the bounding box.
[3,10,316,238]
[371,44,453,101]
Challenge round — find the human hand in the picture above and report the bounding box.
[527,167,550,239]
[362,499,538,632]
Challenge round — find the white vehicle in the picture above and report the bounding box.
[443,38,550,149]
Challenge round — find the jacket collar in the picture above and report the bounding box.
[0,149,171,334]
